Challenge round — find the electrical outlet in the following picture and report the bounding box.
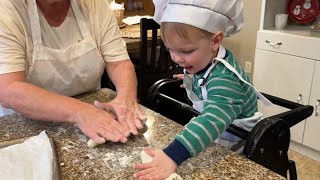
[245,61,252,73]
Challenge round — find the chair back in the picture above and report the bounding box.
[136,18,182,104]
[139,18,180,73]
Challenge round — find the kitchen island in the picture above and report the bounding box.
[0,89,285,179]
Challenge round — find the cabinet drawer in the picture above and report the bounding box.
[256,31,320,60]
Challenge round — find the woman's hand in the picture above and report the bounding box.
[75,103,129,144]
[132,147,177,180]
[93,95,145,136]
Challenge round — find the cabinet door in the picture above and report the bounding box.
[253,49,315,143]
[303,61,320,151]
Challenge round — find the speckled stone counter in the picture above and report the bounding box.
[0,89,285,180]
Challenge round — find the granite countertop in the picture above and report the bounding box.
[0,89,285,180]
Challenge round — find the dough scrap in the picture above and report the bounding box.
[87,139,99,148]
[144,115,155,123]
[140,151,183,180]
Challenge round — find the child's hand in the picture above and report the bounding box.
[173,74,184,80]
[173,74,185,88]
[132,147,177,180]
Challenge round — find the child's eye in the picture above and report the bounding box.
[182,50,194,54]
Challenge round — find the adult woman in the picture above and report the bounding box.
[0,0,143,144]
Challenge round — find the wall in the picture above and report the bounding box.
[222,0,262,78]
[115,0,154,16]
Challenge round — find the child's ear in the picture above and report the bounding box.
[211,31,224,51]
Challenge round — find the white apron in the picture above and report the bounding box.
[184,46,272,152]
[0,0,105,116]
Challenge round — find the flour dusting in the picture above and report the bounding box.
[101,148,142,169]
[57,127,66,134]
[119,155,132,168]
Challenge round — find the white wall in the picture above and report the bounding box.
[222,0,262,78]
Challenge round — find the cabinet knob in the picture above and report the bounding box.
[315,100,320,117]
[266,40,282,46]
[297,94,302,103]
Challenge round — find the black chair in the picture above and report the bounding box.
[131,18,183,105]
[101,70,116,91]
[146,78,314,180]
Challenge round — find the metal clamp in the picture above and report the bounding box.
[315,100,320,117]
[266,40,282,46]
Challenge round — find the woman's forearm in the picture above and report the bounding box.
[1,81,87,123]
[106,60,138,99]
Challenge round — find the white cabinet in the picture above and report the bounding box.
[254,0,320,151]
[254,49,315,143]
[303,62,320,150]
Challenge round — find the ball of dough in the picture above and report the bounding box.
[87,139,99,148]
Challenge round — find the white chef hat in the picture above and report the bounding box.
[153,0,244,36]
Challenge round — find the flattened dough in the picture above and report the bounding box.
[140,150,183,180]
[87,117,150,148]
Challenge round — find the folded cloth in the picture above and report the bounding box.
[0,131,53,180]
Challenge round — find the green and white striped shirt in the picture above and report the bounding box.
[176,50,258,157]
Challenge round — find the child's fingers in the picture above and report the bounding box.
[132,162,153,170]
[146,171,164,180]
[143,147,155,157]
[173,74,184,80]
[134,167,157,178]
